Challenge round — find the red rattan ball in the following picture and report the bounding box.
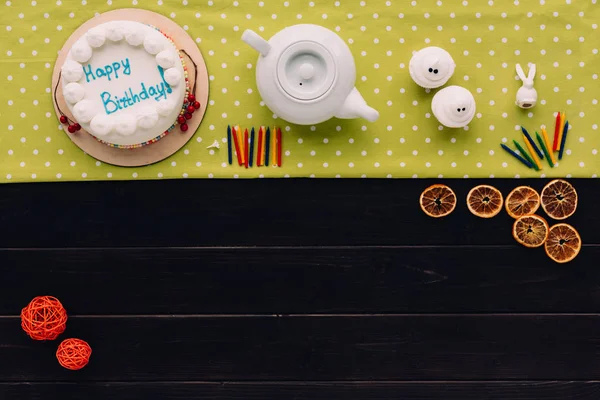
[56,338,92,370]
[20,296,67,341]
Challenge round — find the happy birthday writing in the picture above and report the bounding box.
[83,58,173,116]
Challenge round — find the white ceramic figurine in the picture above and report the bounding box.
[431,85,476,129]
[515,63,538,109]
[409,46,456,89]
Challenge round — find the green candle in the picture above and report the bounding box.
[513,140,538,171]
[536,132,554,168]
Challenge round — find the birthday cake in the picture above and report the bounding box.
[60,20,191,149]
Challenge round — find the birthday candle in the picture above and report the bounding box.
[236,126,245,166]
[552,112,561,152]
[227,125,233,165]
[277,127,283,167]
[536,132,554,168]
[257,127,264,166]
[521,126,544,160]
[513,140,538,171]
[542,127,557,166]
[556,112,566,152]
[265,127,271,167]
[272,126,278,166]
[522,134,542,170]
[232,126,243,166]
[500,143,534,169]
[249,127,255,167]
[559,120,569,160]
[244,128,249,168]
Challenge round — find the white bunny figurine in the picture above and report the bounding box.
[515,63,538,109]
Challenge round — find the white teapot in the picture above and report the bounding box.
[242,24,379,125]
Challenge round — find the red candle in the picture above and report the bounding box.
[553,112,561,152]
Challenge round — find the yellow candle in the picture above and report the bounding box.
[523,134,542,170]
[542,127,557,166]
[236,126,245,165]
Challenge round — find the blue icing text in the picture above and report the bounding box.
[84,58,131,82]
[82,56,175,115]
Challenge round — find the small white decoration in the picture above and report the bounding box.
[86,26,106,48]
[70,39,93,63]
[137,107,159,129]
[409,46,456,89]
[207,140,220,149]
[156,99,175,117]
[115,114,137,136]
[156,50,176,69]
[143,35,164,54]
[73,100,96,123]
[106,25,125,41]
[90,114,114,136]
[163,68,182,86]
[63,82,85,104]
[431,85,476,128]
[515,63,538,109]
[61,60,83,82]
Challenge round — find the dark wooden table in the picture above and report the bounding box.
[1,179,598,399]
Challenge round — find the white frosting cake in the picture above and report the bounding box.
[61,21,187,148]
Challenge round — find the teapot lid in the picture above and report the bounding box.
[276,41,336,101]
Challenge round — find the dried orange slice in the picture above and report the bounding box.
[541,179,578,220]
[505,186,540,219]
[512,215,549,248]
[466,185,503,218]
[420,184,457,218]
[545,223,582,263]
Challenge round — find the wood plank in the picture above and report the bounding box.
[0,179,592,247]
[2,381,600,399]
[1,246,598,315]
[2,315,600,381]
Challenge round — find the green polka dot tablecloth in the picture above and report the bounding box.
[1,0,598,182]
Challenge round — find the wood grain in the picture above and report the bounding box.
[1,178,596,398]
[0,179,592,247]
[3,315,600,381]
[1,246,597,315]
[2,381,600,400]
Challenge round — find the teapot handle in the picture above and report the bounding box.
[242,30,271,57]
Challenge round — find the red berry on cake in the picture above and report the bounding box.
[67,125,77,133]
[193,101,200,110]
[186,105,195,114]
[188,94,196,103]
[177,115,186,124]
[74,123,81,131]
[60,115,68,124]
[184,112,193,120]
[180,123,189,132]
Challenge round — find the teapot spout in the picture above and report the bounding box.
[335,88,380,122]
[242,29,271,57]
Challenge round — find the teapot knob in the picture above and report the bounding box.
[299,63,315,80]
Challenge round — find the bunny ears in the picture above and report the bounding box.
[516,63,536,82]
[515,63,538,109]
